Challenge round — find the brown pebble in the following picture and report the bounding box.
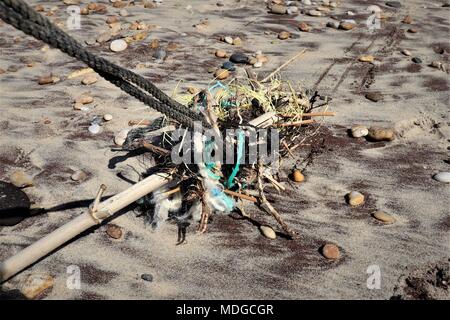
[20,274,54,300]
[407,28,418,33]
[113,1,127,8]
[359,55,375,63]
[38,75,59,85]
[106,224,123,239]
[215,49,227,58]
[214,68,229,80]
[322,244,340,260]
[106,16,118,24]
[9,170,33,188]
[339,22,356,30]
[87,3,97,10]
[372,211,396,224]
[167,42,178,51]
[34,5,45,12]
[291,169,305,182]
[402,15,413,24]
[187,86,198,94]
[149,39,159,49]
[80,7,89,15]
[346,191,364,206]
[368,127,396,141]
[81,74,97,85]
[278,31,291,40]
[233,37,242,46]
[365,92,383,102]
[298,22,310,32]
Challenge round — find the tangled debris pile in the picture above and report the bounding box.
[122,68,334,240]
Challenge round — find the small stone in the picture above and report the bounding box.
[103,114,113,121]
[431,61,443,69]
[365,92,383,102]
[339,21,356,30]
[367,127,396,141]
[110,39,128,52]
[153,49,167,61]
[412,57,422,64]
[302,0,312,4]
[321,244,340,260]
[359,55,375,63]
[346,191,364,206]
[248,57,258,65]
[20,274,54,300]
[232,37,242,46]
[149,39,159,49]
[287,6,299,15]
[215,49,227,58]
[224,36,233,44]
[94,3,107,13]
[402,15,413,24]
[81,74,98,85]
[229,52,249,64]
[291,169,305,182]
[141,273,153,282]
[298,22,311,32]
[256,55,269,64]
[10,170,33,188]
[372,211,396,224]
[113,1,127,8]
[88,123,101,134]
[119,9,129,17]
[270,4,287,14]
[96,32,111,44]
[80,7,89,15]
[114,129,130,146]
[87,2,97,10]
[106,224,123,239]
[260,225,276,239]
[64,0,80,4]
[106,16,118,24]
[407,28,418,33]
[385,1,402,8]
[401,49,411,56]
[38,75,59,85]
[307,10,322,17]
[207,67,216,73]
[351,125,369,138]
[71,170,87,182]
[75,93,94,105]
[327,21,340,29]
[214,68,230,80]
[253,61,263,68]
[222,61,235,71]
[166,42,178,51]
[278,31,291,40]
[34,5,45,12]
[433,172,450,183]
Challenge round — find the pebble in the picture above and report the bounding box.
[96,32,111,44]
[119,9,129,17]
[215,68,230,80]
[433,172,450,183]
[81,75,98,85]
[38,75,59,85]
[407,28,418,33]
[302,0,312,4]
[166,42,178,51]
[103,114,113,121]
[76,93,94,105]
[321,244,340,260]
[278,31,291,40]
[106,16,118,24]
[224,36,233,44]
[88,123,101,134]
[114,129,130,146]
[327,21,340,29]
[287,6,299,15]
[248,57,257,65]
[271,4,287,14]
[153,49,167,60]
[365,92,383,102]
[385,1,402,8]
[307,10,322,17]
[372,211,396,224]
[110,39,128,52]
[9,170,33,188]
[70,170,87,182]
[256,54,269,64]
[298,22,311,32]
[229,52,249,64]
[20,273,54,300]
[339,21,356,30]
[359,55,375,63]
[222,61,235,71]
[351,125,369,138]
[292,169,305,182]
[141,273,153,282]
[80,7,89,15]
[233,37,242,46]
[260,225,276,239]
[187,86,198,94]
[431,60,443,69]
[149,39,159,49]
[106,224,123,239]
[412,57,422,64]
[215,49,227,58]
[346,191,364,206]
[401,49,411,56]
[367,127,396,141]
[402,15,413,24]
[253,61,263,68]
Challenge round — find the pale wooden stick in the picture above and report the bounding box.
[260,49,307,83]
[0,173,172,283]
[223,189,258,203]
[280,111,336,117]
[128,119,152,126]
[273,119,316,127]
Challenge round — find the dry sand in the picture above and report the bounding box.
[0,0,449,299]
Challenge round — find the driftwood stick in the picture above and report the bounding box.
[273,119,316,127]
[260,49,307,83]
[224,189,258,203]
[0,173,173,283]
[279,111,336,117]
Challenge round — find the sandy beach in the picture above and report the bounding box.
[0,0,449,300]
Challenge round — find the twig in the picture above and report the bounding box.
[273,119,316,127]
[141,141,171,156]
[128,119,152,126]
[279,111,336,117]
[224,189,258,203]
[256,163,298,239]
[261,49,307,83]
[282,140,295,159]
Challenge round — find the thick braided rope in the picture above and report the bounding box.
[0,0,209,128]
